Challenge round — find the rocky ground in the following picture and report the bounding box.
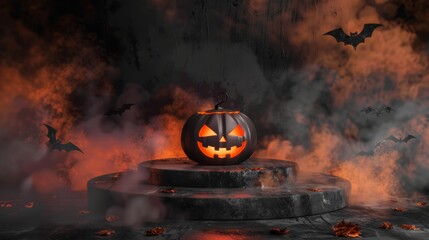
[0,191,428,239]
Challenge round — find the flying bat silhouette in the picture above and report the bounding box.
[324,23,383,50]
[355,142,382,157]
[43,124,83,153]
[104,104,134,116]
[386,134,416,144]
[360,105,394,117]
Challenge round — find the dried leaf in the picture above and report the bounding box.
[380,222,393,229]
[416,201,426,207]
[332,220,361,238]
[96,229,115,236]
[106,214,120,222]
[24,202,34,209]
[146,227,166,236]
[400,224,417,230]
[307,188,322,192]
[269,227,289,235]
[160,187,176,193]
[393,207,407,212]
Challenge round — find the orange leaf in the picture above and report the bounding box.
[379,222,393,229]
[332,220,361,238]
[96,229,115,236]
[400,224,417,230]
[146,227,166,236]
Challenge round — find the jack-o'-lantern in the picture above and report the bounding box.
[181,93,257,165]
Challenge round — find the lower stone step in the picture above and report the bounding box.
[88,170,350,220]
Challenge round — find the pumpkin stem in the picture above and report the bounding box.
[215,92,228,109]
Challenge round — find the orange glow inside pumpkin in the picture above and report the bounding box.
[228,125,244,136]
[197,111,240,115]
[199,125,217,137]
[197,124,246,158]
[197,141,247,158]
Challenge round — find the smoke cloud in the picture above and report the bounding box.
[1,0,429,207]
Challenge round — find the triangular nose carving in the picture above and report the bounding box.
[219,136,226,142]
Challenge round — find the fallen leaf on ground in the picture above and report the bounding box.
[332,220,361,238]
[393,207,407,212]
[146,227,166,236]
[96,229,115,236]
[380,222,393,229]
[106,215,120,222]
[400,224,417,230]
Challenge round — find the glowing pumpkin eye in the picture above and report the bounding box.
[228,125,244,137]
[199,125,217,137]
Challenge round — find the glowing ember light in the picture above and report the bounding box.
[145,227,166,236]
[393,207,407,212]
[306,188,322,192]
[380,222,393,229]
[24,202,34,208]
[197,111,240,115]
[399,224,417,230]
[96,229,115,236]
[416,201,426,207]
[250,167,264,171]
[110,173,121,180]
[332,220,361,238]
[0,202,13,208]
[269,227,289,235]
[160,187,176,193]
[105,215,120,222]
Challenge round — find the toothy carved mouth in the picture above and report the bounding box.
[197,141,247,158]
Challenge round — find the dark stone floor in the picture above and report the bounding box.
[0,191,428,239]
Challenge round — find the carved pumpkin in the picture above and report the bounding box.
[181,93,257,165]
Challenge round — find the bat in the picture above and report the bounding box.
[355,142,382,157]
[386,134,416,143]
[360,105,394,117]
[324,23,383,50]
[43,124,83,153]
[104,104,134,116]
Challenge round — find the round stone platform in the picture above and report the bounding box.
[138,158,298,188]
[87,158,350,220]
